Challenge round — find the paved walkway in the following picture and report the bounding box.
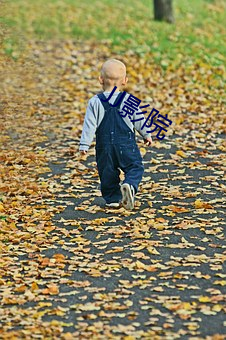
[0,41,225,339]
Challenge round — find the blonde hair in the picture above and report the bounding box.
[100,59,126,87]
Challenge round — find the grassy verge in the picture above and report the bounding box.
[1,0,225,66]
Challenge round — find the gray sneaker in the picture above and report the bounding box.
[105,202,121,208]
[120,183,135,210]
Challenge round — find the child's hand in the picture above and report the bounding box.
[144,137,152,146]
[80,150,87,155]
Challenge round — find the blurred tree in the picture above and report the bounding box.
[153,0,174,23]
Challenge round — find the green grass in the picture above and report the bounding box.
[1,0,225,66]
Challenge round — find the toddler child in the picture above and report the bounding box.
[79,59,152,210]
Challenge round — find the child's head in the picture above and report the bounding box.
[99,59,128,91]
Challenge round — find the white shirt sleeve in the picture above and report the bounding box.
[131,109,152,140]
[79,99,97,151]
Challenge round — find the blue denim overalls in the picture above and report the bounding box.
[95,92,144,204]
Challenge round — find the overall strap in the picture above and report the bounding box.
[97,92,125,110]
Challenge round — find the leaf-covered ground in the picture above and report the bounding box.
[0,38,225,339]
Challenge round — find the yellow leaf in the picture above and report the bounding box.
[212,304,223,312]
[155,224,167,230]
[151,158,160,164]
[135,260,147,269]
[140,147,146,156]
[105,247,124,254]
[33,310,50,319]
[194,199,204,208]
[183,302,193,310]
[214,280,226,286]
[194,199,213,209]
[37,302,52,308]
[187,323,198,331]
[70,236,84,243]
[147,246,160,255]
[176,150,186,158]
[135,260,157,272]
[0,203,5,212]
[91,218,108,225]
[9,222,16,228]
[198,296,211,303]
[62,333,74,340]
[153,286,164,292]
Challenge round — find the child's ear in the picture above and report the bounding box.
[99,76,104,85]
[122,76,128,85]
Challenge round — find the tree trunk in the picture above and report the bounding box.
[153,0,174,23]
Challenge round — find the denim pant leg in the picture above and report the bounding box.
[117,142,144,194]
[96,145,122,203]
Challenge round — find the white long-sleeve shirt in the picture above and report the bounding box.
[79,90,152,151]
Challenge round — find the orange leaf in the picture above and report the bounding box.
[48,284,59,295]
[194,199,213,209]
[31,282,39,292]
[14,285,27,293]
[53,253,66,262]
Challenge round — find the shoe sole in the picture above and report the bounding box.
[105,203,120,208]
[120,183,134,210]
